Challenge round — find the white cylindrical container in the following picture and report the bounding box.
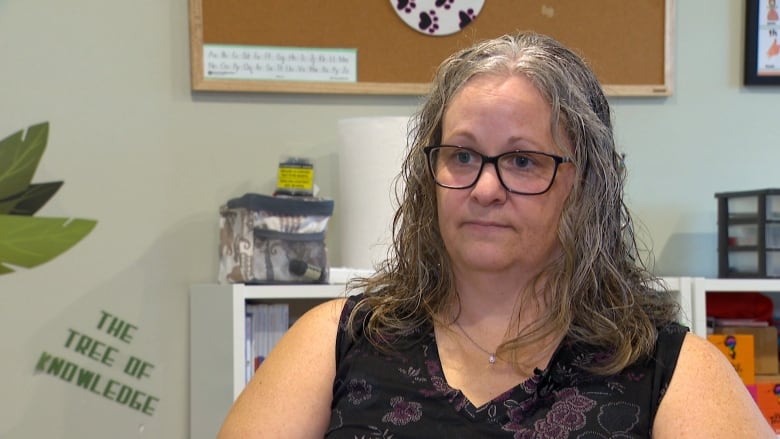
[337,116,410,270]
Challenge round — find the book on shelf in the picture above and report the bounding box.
[708,317,770,328]
[245,303,289,384]
[245,314,253,383]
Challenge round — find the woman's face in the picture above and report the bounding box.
[436,73,575,278]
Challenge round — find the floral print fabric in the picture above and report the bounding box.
[327,294,687,438]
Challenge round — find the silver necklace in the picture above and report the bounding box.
[454,319,498,365]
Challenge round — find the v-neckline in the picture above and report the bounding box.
[425,327,549,411]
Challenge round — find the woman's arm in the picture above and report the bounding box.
[217,298,347,439]
[653,332,775,438]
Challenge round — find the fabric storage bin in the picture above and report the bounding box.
[218,193,334,284]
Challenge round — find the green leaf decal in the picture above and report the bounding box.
[0,215,97,273]
[0,122,96,275]
[0,122,49,200]
[0,181,63,215]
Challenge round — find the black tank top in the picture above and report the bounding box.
[327,294,687,438]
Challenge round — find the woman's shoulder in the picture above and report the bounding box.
[653,331,775,438]
[217,296,349,438]
[289,296,352,338]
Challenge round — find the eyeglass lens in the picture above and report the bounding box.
[428,146,560,194]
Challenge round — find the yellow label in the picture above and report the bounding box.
[277,165,313,191]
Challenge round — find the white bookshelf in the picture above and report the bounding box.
[189,283,351,439]
[689,277,780,438]
[689,277,780,338]
[659,276,695,335]
[189,277,780,438]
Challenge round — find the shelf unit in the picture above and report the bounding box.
[189,277,780,438]
[189,283,351,439]
[691,277,780,438]
[659,276,695,335]
[691,277,780,335]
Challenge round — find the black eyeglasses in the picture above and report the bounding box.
[423,145,572,195]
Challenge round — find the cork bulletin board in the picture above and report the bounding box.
[189,0,674,97]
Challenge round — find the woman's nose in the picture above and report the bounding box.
[470,163,507,204]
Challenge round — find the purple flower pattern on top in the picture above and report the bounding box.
[535,388,596,438]
[326,294,689,438]
[382,396,423,425]
[347,378,373,405]
[596,402,641,434]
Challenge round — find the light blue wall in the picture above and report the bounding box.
[0,1,778,437]
[615,1,779,277]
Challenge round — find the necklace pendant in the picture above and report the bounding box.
[489,354,496,365]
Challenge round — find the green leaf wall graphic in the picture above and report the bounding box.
[0,122,97,274]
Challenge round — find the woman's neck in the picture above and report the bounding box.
[448,269,545,328]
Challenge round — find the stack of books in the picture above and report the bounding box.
[244,303,289,384]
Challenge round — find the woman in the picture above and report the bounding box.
[218,32,773,438]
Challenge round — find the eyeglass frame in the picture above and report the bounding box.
[423,145,573,195]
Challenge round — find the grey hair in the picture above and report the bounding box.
[347,32,678,375]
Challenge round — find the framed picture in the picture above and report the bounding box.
[744,0,780,85]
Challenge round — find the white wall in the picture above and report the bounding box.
[0,1,778,438]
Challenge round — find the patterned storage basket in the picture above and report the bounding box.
[218,193,334,284]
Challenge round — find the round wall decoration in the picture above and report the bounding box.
[390,0,485,36]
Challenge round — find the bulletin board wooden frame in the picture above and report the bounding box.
[189,1,675,97]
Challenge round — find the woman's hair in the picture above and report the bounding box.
[346,31,679,375]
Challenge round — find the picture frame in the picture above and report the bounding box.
[744,0,780,85]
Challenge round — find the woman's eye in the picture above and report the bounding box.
[455,152,473,164]
[512,154,531,168]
